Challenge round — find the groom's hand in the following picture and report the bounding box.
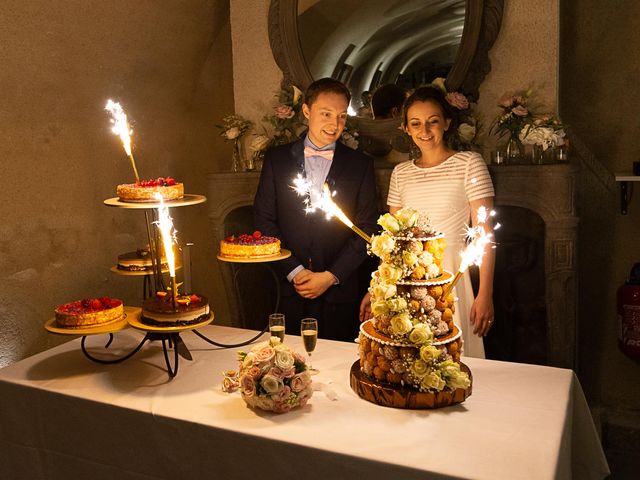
[294,271,336,299]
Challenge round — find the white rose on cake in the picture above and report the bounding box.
[394,208,419,229]
[409,323,434,345]
[372,283,396,300]
[421,371,446,391]
[390,312,412,335]
[378,213,400,233]
[370,233,396,257]
[378,263,403,283]
[403,250,418,267]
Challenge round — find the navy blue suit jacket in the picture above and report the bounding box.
[253,138,378,303]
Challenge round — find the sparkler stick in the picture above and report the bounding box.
[441,206,495,299]
[155,194,179,309]
[291,176,371,243]
[105,99,140,183]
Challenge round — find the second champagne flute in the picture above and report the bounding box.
[300,317,318,374]
[268,313,285,342]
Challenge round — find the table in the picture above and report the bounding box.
[0,325,609,480]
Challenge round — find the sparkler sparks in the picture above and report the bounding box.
[442,206,496,299]
[105,99,140,182]
[155,193,179,306]
[291,177,371,243]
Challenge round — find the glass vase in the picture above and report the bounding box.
[532,144,544,164]
[231,140,242,172]
[506,135,524,163]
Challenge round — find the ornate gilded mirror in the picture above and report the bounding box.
[269,0,504,156]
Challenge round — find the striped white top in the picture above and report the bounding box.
[387,151,494,251]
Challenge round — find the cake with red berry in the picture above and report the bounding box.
[219,231,281,258]
[117,177,184,202]
[141,292,211,326]
[55,297,124,328]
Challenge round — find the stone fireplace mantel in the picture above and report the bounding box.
[208,163,578,369]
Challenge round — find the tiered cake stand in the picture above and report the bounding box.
[100,194,210,376]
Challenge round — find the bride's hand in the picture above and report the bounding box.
[470,293,494,337]
[359,292,372,322]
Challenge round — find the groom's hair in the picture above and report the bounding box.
[304,78,351,107]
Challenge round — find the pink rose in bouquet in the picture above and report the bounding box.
[275,104,295,119]
[230,337,313,413]
[445,92,469,110]
[512,105,529,116]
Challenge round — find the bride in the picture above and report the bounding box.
[360,85,496,358]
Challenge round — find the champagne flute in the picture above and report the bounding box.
[300,317,318,374]
[268,313,286,342]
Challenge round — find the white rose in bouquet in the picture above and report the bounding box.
[225,126,240,140]
[458,122,476,143]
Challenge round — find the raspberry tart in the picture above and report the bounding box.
[141,293,211,326]
[55,297,124,328]
[220,231,281,258]
[116,177,184,202]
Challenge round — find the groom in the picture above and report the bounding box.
[254,78,378,341]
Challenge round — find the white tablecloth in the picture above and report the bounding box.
[0,325,609,480]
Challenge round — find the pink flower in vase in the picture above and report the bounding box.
[512,105,529,116]
[275,105,295,119]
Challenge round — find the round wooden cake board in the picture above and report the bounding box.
[217,249,291,263]
[127,312,214,333]
[44,306,140,335]
[349,361,472,409]
[103,194,207,209]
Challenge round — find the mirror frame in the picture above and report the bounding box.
[268,0,504,156]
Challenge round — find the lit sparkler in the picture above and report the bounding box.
[442,206,495,299]
[105,99,140,183]
[155,193,179,308]
[291,177,371,243]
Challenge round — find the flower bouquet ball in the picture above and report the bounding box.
[234,337,313,413]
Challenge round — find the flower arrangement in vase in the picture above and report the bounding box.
[217,114,254,172]
[490,89,535,162]
[518,115,566,164]
[222,337,313,414]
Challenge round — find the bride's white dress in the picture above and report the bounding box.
[387,151,494,358]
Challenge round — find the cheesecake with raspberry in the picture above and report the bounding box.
[117,177,184,202]
[219,231,280,257]
[141,293,210,326]
[55,297,124,328]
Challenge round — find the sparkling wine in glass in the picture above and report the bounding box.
[300,317,318,374]
[269,313,286,342]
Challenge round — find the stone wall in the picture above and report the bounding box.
[0,0,234,366]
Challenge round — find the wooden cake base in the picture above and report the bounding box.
[350,361,472,409]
